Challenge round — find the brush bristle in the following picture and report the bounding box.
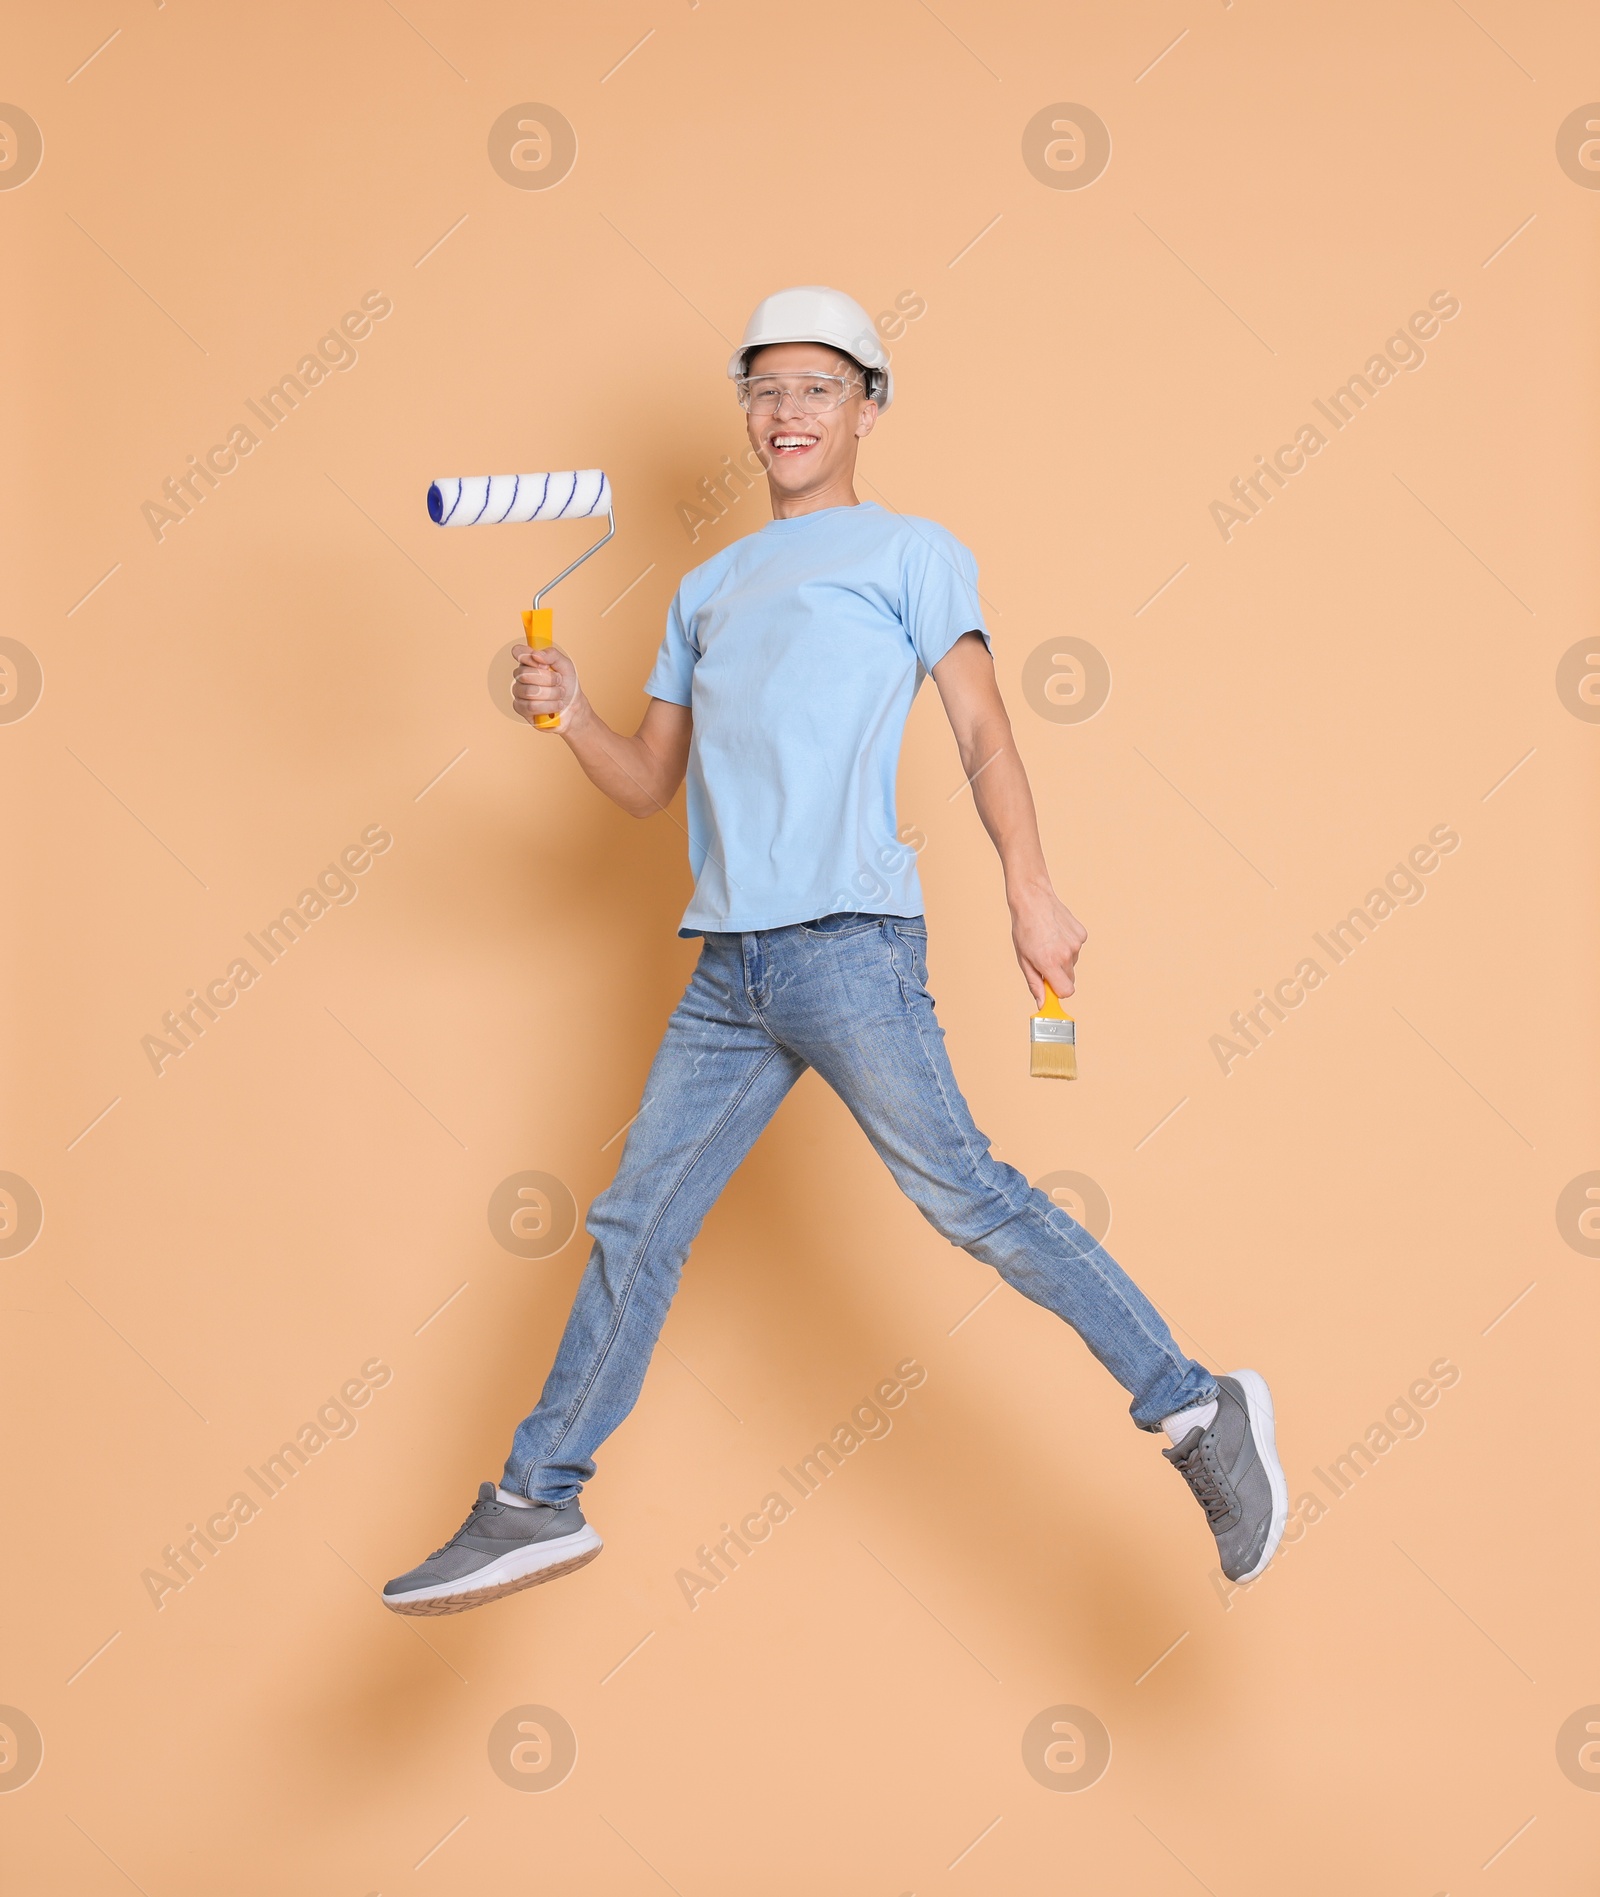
[1030,1041,1078,1080]
[1029,1015,1077,1080]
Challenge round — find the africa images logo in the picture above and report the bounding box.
[140,294,394,543]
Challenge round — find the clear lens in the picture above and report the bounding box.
[738,374,858,415]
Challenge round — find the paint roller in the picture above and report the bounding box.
[426,469,616,729]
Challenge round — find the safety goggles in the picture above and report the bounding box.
[735,371,864,415]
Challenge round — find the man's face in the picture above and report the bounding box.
[741,343,877,500]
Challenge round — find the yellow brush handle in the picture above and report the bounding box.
[1040,982,1072,1020]
[521,607,560,729]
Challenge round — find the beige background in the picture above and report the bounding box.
[4,2,1598,1891]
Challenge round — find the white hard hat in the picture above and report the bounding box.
[728,285,893,408]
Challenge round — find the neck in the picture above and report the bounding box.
[767,473,861,519]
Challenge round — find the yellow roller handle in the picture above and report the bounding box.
[521,607,560,730]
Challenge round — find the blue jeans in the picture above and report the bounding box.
[503,915,1216,1503]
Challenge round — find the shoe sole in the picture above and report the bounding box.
[1227,1369,1288,1583]
[384,1527,603,1617]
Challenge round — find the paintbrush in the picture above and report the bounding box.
[1030,983,1077,1080]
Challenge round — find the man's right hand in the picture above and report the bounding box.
[512,642,582,731]
[514,670,691,818]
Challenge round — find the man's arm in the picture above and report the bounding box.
[512,640,691,817]
[930,631,1087,1002]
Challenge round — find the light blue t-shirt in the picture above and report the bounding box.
[643,501,990,936]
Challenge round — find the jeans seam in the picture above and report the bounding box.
[1022,1199,1186,1364]
[519,1038,787,1486]
[751,927,835,1036]
[883,937,1200,1403]
[887,931,990,1192]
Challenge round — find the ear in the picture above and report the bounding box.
[855,401,879,440]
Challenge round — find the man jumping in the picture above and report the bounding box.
[383,286,1287,1616]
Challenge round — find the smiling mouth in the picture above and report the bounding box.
[768,433,819,456]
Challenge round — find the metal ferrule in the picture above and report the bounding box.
[1030,1018,1076,1044]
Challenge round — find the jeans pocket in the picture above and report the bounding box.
[799,912,883,939]
[887,919,930,997]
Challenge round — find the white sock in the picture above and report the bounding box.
[1162,1398,1218,1445]
[495,1486,538,1508]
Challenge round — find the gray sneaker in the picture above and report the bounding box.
[383,1483,602,1617]
[1164,1371,1287,1583]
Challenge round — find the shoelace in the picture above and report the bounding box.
[1171,1441,1232,1526]
[425,1493,496,1560]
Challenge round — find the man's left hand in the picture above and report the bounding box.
[1009,883,1087,1005]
